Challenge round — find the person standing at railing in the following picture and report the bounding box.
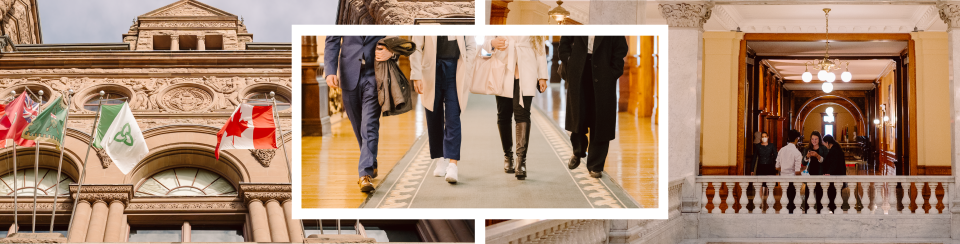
[803,131,827,176]
[753,132,777,175]
[821,135,847,176]
[775,130,803,176]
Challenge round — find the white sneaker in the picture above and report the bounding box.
[433,158,447,177]
[445,163,458,183]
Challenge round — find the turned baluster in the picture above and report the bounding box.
[803,182,813,214]
[936,182,946,214]
[908,182,918,214]
[746,182,756,213]
[815,182,825,214]
[840,181,850,214]
[719,182,729,213]
[854,182,864,214]
[735,182,746,214]
[881,182,892,215]
[826,182,837,214]
[867,182,876,214]
[786,182,797,214]
[760,183,770,213]
[921,182,932,214]
[773,182,783,214]
[705,182,715,213]
[896,182,905,214]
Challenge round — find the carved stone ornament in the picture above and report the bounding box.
[239,183,291,204]
[161,86,213,112]
[938,2,960,29]
[658,2,714,29]
[126,202,246,211]
[69,185,134,205]
[0,233,67,243]
[250,149,275,167]
[94,147,113,169]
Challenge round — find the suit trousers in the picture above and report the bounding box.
[570,55,610,173]
[342,71,380,177]
[425,58,462,160]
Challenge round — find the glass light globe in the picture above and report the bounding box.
[802,72,813,82]
[841,71,852,82]
[817,70,827,81]
[826,107,834,114]
[874,119,880,125]
[826,72,836,82]
[822,82,833,93]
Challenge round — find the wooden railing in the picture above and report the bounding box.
[486,219,608,244]
[696,176,953,215]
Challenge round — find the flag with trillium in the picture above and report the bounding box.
[97,102,149,174]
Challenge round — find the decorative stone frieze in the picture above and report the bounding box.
[0,202,73,211]
[658,2,714,29]
[240,183,291,204]
[69,185,134,205]
[337,0,475,25]
[251,149,276,167]
[126,202,246,211]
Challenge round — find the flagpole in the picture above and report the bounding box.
[269,91,304,240]
[30,90,42,233]
[65,91,104,238]
[9,90,18,234]
[49,90,72,233]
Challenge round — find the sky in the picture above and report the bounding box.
[37,0,338,44]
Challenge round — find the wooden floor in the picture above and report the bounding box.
[302,85,659,208]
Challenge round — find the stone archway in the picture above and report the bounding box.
[795,95,866,136]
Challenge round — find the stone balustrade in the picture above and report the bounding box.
[696,176,954,215]
[486,219,608,244]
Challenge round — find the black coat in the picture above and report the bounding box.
[822,145,847,175]
[558,36,628,141]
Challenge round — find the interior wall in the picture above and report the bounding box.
[877,67,897,152]
[911,32,951,169]
[505,1,552,25]
[700,31,744,174]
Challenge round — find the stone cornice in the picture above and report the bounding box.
[69,184,134,205]
[239,183,291,204]
[659,2,714,29]
[0,51,291,70]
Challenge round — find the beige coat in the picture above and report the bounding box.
[482,36,549,106]
[409,36,476,112]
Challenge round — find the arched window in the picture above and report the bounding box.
[135,168,237,197]
[84,93,126,111]
[0,168,74,196]
[245,92,290,111]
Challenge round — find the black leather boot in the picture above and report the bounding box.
[498,122,515,173]
[515,122,530,180]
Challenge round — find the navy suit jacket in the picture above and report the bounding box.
[324,36,386,91]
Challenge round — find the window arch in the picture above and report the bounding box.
[136,168,237,197]
[0,168,74,196]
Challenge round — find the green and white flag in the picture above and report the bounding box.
[99,102,148,174]
[21,96,68,149]
[92,104,123,149]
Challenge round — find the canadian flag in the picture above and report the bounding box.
[215,104,278,159]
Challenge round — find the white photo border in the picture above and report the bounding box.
[291,25,669,220]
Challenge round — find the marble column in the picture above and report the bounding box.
[67,201,91,242]
[936,2,960,240]
[84,201,109,242]
[265,200,290,242]
[283,200,304,242]
[248,200,272,242]
[658,2,713,212]
[589,0,645,25]
[197,35,206,51]
[171,35,180,51]
[183,221,191,242]
[102,200,126,242]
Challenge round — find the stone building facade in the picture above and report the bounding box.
[336,0,475,25]
[0,0,41,51]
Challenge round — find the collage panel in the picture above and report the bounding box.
[299,34,661,210]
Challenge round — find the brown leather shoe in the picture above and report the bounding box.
[371,169,378,179]
[359,176,374,192]
[589,171,602,178]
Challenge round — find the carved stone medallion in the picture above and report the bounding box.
[161,87,212,112]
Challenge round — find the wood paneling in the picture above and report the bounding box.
[918,166,951,175]
[701,166,736,175]
[490,0,512,25]
[744,33,912,42]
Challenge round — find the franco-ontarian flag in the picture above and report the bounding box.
[21,95,67,149]
[100,102,148,174]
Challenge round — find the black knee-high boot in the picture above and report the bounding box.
[498,122,515,173]
[515,122,531,180]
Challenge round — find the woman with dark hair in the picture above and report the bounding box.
[753,132,776,175]
[821,135,847,176]
[803,131,828,175]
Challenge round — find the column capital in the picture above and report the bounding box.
[240,183,291,204]
[658,2,714,29]
[939,2,960,29]
[70,184,134,206]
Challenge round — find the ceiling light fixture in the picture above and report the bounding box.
[547,1,570,25]
[800,8,851,93]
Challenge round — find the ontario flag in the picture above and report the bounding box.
[0,92,39,148]
[215,104,277,159]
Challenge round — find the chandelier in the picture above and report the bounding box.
[801,8,851,93]
[547,1,570,25]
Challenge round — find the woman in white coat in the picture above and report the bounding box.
[410,36,476,183]
[484,36,549,180]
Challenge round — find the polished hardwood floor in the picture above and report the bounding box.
[302,85,659,208]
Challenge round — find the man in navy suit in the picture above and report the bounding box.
[325,36,389,192]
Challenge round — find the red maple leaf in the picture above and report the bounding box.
[224,110,250,138]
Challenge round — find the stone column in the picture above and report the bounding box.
[658,2,713,213]
[302,36,324,136]
[84,201,109,242]
[183,221,191,242]
[248,200,271,242]
[197,35,206,51]
[589,0,645,25]
[936,2,960,240]
[283,200,304,242]
[102,200,126,242]
[171,35,180,51]
[67,201,91,242]
[265,200,290,242]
